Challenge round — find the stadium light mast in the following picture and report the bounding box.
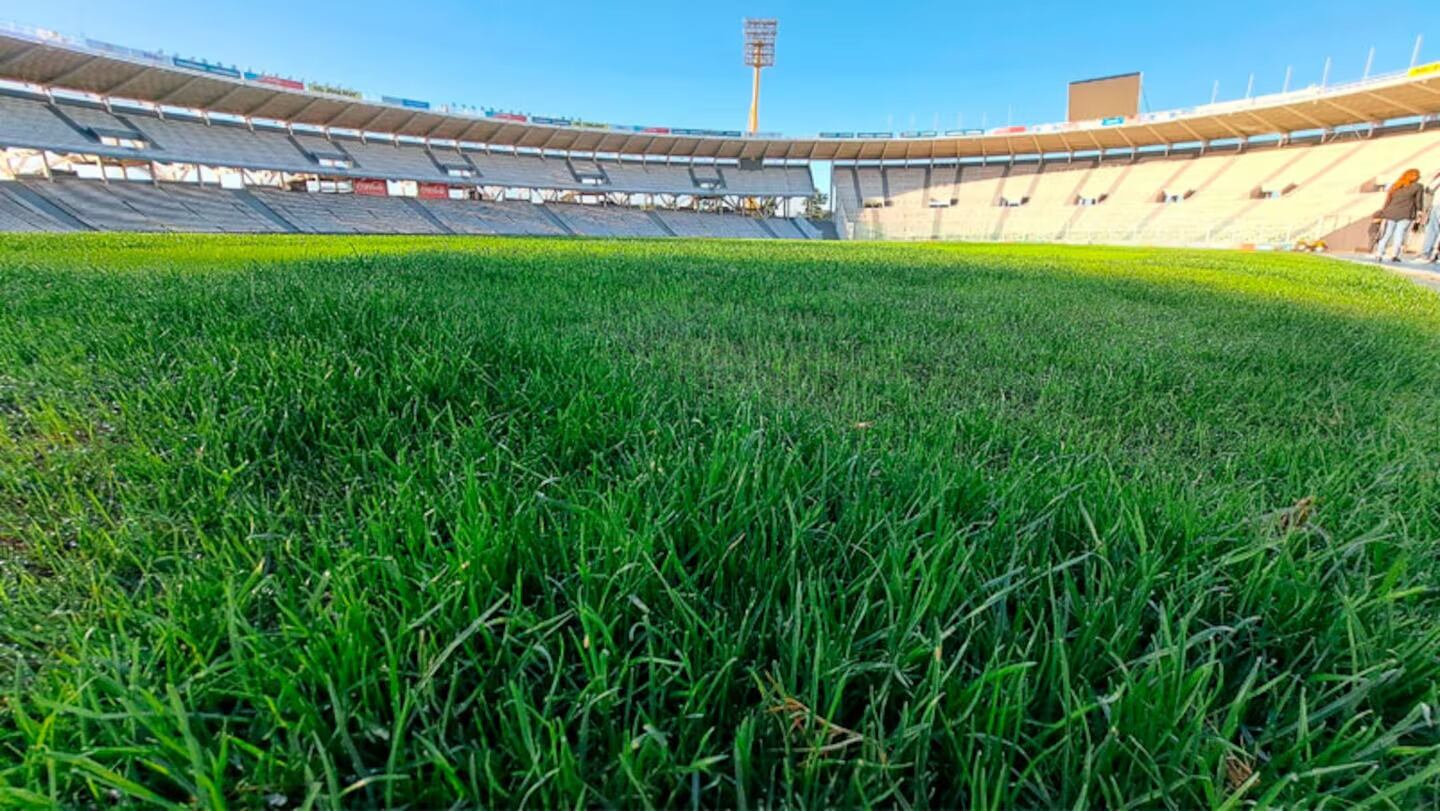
[743,18,777,134]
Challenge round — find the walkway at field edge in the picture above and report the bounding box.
[1336,253,1440,293]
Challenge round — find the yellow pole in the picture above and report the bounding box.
[748,60,762,133]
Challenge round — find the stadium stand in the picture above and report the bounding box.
[0,94,98,153]
[123,114,318,173]
[342,139,448,180]
[4,24,1440,245]
[416,197,567,236]
[0,182,72,230]
[843,127,1440,248]
[656,209,771,238]
[552,203,669,237]
[599,161,698,194]
[14,179,283,232]
[249,189,444,234]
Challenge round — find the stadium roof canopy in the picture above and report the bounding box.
[3,24,1439,162]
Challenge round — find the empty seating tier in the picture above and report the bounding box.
[838,127,1440,249]
[0,177,820,238]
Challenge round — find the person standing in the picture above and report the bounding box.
[1374,169,1423,263]
[1420,170,1440,263]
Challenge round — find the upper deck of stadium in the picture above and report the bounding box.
[2,21,1438,163]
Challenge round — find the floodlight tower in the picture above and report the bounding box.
[744,18,777,134]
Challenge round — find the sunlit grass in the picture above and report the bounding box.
[1,234,1438,808]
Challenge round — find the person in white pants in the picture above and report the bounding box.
[1373,169,1423,263]
[1421,171,1440,263]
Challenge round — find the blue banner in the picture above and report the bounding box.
[172,57,241,79]
[381,95,431,110]
[672,128,744,137]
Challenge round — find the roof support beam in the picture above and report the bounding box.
[321,102,362,129]
[155,76,206,104]
[1322,98,1375,124]
[357,108,390,132]
[47,55,104,87]
[1284,106,1329,130]
[102,66,155,98]
[1242,111,1286,135]
[203,84,251,110]
[1211,116,1247,140]
[1175,119,1205,143]
[1363,90,1426,117]
[0,43,38,70]
[288,96,331,123]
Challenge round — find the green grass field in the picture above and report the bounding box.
[2,234,1439,808]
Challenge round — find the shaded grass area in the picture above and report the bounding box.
[1,234,1438,808]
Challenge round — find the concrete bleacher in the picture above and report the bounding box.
[343,140,448,181]
[601,161,696,194]
[124,115,316,173]
[722,166,813,197]
[656,210,770,239]
[0,94,97,153]
[251,189,443,234]
[291,133,348,160]
[20,179,284,233]
[0,182,73,231]
[793,218,824,239]
[416,197,566,236]
[0,175,819,238]
[55,104,138,136]
[839,127,1440,248]
[30,180,165,232]
[553,203,667,237]
[466,153,578,189]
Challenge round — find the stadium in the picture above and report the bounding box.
[1,22,1438,247]
[3,10,1440,809]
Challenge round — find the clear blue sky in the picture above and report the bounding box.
[0,0,1431,135]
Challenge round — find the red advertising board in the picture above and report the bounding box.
[490,113,528,122]
[256,75,305,91]
[354,179,387,196]
[642,127,671,134]
[418,183,450,200]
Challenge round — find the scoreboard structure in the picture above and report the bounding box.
[1068,72,1142,122]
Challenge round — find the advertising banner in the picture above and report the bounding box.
[530,116,571,126]
[307,82,361,99]
[244,73,304,91]
[672,128,744,137]
[353,179,388,196]
[85,39,164,63]
[418,183,450,200]
[487,112,528,122]
[381,95,430,110]
[172,57,241,79]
